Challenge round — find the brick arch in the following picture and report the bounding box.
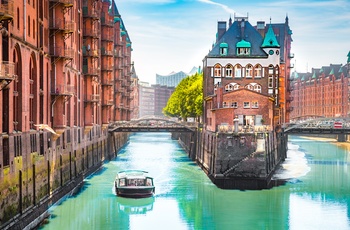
[13,43,23,131]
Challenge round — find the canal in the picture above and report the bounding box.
[38,133,350,230]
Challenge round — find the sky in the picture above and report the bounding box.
[115,0,350,84]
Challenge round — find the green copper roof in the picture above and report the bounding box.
[220,42,228,48]
[347,51,350,63]
[312,72,316,79]
[329,68,334,75]
[236,39,251,48]
[261,24,280,48]
[121,31,126,36]
[319,67,324,73]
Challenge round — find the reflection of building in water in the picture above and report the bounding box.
[117,197,155,214]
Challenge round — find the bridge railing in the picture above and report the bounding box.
[217,124,271,133]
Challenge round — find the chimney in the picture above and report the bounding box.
[217,21,227,42]
[257,21,265,37]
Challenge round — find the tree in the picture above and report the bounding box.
[163,72,203,121]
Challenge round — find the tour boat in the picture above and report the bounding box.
[115,170,155,198]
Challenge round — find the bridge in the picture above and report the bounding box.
[108,116,197,133]
[283,117,350,135]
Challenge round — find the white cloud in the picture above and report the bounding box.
[197,0,235,15]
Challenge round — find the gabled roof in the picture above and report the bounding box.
[207,20,266,58]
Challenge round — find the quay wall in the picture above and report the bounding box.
[0,127,128,230]
[174,129,287,190]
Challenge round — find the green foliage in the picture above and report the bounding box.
[163,72,203,120]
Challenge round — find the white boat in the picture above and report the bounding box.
[115,170,155,198]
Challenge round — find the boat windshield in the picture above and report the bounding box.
[127,178,145,186]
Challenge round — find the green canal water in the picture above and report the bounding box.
[38,133,350,230]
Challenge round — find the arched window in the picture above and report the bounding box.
[225,83,240,91]
[245,64,253,78]
[234,65,242,78]
[225,64,233,78]
[245,83,262,93]
[245,84,254,90]
[254,64,262,78]
[214,64,221,77]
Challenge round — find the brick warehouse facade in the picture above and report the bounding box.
[289,58,350,120]
[0,0,133,226]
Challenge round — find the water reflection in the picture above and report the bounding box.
[117,197,154,214]
[38,133,350,230]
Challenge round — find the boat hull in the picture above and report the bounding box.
[116,186,155,198]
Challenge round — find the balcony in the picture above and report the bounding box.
[49,0,74,7]
[82,6,99,19]
[50,46,74,60]
[82,66,99,76]
[102,99,114,106]
[0,61,15,91]
[51,84,75,96]
[85,94,100,103]
[101,47,114,57]
[83,28,99,38]
[102,79,113,86]
[50,19,74,35]
[0,0,14,21]
[101,17,114,27]
[102,33,114,42]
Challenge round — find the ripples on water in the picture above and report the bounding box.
[39,133,350,230]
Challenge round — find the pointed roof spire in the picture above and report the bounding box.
[261,22,280,48]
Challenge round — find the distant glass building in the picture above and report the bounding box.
[156,67,199,87]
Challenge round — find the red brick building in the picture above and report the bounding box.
[203,15,293,132]
[0,0,133,222]
[290,58,350,120]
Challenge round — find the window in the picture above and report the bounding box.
[28,16,30,36]
[214,64,221,77]
[254,84,262,93]
[33,19,35,39]
[244,102,250,108]
[245,64,253,78]
[254,64,262,78]
[234,65,242,78]
[245,84,254,90]
[225,83,240,91]
[223,102,228,108]
[225,65,233,78]
[252,101,259,108]
[231,102,238,108]
[225,84,233,91]
[17,8,20,29]
[268,77,273,87]
[238,47,250,55]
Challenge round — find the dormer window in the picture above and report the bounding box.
[236,39,251,56]
[220,42,228,56]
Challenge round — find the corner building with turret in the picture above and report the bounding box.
[198,15,293,189]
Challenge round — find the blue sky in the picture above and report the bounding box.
[115,0,350,83]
